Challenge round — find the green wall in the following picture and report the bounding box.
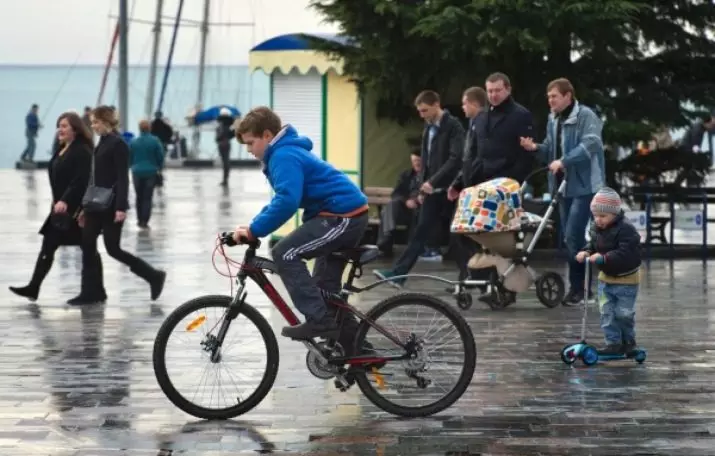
[361,91,423,188]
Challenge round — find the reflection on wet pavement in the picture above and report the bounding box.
[2,169,715,455]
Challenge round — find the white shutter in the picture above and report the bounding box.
[272,68,323,158]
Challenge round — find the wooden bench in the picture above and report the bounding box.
[629,186,715,244]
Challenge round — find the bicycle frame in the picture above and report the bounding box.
[215,244,413,368]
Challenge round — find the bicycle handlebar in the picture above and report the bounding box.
[219,231,261,249]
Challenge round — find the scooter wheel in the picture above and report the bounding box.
[581,345,599,366]
[560,344,578,365]
[456,293,473,310]
[536,272,565,308]
[634,350,646,364]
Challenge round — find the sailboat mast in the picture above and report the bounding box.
[118,0,129,132]
[191,0,211,158]
[145,0,164,118]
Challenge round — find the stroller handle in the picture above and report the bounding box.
[520,167,566,194]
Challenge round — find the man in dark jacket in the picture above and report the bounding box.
[377,152,422,255]
[150,111,174,153]
[374,90,464,287]
[216,108,235,186]
[475,72,535,183]
[447,86,489,289]
[679,113,715,154]
[20,104,41,162]
[450,74,534,305]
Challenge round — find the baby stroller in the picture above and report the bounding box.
[449,168,566,310]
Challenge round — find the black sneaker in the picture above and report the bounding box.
[281,315,339,340]
[622,340,638,356]
[562,290,584,306]
[598,343,623,355]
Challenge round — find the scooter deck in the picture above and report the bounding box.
[597,349,646,361]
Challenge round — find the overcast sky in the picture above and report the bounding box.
[0,0,339,65]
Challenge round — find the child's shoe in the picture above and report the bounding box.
[598,343,623,355]
[622,340,638,356]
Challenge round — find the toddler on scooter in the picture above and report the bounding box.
[575,187,641,356]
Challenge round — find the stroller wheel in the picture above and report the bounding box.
[536,272,565,308]
[456,292,473,310]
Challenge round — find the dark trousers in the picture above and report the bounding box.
[218,145,230,184]
[81,212,157,294]
[392,193,445,275]
[27,233,104,293]
[133,174,156,225]
[450,234,484,281]
[376,199,415,250]
[271,214,369,321]
[560,194,595,293]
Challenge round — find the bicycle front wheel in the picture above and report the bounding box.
[152,295,279,420]
[353,293,476,417]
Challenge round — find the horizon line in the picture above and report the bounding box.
[0,63,250,68]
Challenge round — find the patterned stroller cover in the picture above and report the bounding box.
[450,177,542,292]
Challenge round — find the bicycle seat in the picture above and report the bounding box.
[331,245,380,265]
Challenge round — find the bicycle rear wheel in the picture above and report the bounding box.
[152,295,279,420]
[353,293,476,417]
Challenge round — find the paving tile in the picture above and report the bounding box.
[2,168,715,455]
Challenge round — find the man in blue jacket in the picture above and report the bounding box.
[520,78,605,305]
[232,106,369,340]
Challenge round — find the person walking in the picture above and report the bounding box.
[520,77,605,305]
[9,112,105,301]
[216,107,235,187]
[374,90,464,287]
[69,105,166,305]
[129,119,165,229]
[20,104,42,162]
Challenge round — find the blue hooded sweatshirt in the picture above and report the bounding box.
[249,125,367,238]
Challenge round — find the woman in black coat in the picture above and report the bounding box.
[9,112,105,301]
[69,105,166,305]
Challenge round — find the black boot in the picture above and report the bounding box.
[130,260,166,301]
[9,251,53,301]
[94,253,107,301]
[68,254,106,305]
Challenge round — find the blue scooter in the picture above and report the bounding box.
[559,262,646,366]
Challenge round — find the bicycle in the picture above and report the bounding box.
[152,232,477,420]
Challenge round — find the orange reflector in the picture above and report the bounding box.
[185,315,206,331]
[372,366,386,390]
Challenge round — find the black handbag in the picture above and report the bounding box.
[82,150,114,213]
[50,212,74,231]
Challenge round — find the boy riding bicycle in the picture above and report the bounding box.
[232,107,369,341]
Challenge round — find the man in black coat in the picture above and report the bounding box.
[447,86,489,289]
[474,72,535,183]
[453,73,535,305]
[377,152,422,255]
[374,90,464,287]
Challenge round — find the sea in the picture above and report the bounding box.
[0,65,270,168]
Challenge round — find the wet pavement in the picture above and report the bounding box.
[2,168,715,455]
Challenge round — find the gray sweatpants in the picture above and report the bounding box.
[271,213,369,321]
